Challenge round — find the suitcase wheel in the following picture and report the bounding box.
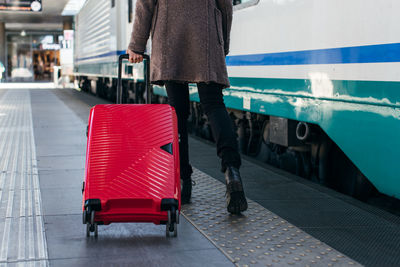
[86,223,98,237]
[166,207,178,238]
[86,210,98,238]
[82,210,86,224]
[82,206,90,224]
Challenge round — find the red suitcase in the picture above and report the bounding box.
[82,54,181,237]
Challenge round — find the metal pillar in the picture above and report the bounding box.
[0,22,5,73]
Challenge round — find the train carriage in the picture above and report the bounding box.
[73,0,400,200]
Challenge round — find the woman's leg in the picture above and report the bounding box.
[165,82,193,203]
[197,82,247,214]
[196,83,241,170]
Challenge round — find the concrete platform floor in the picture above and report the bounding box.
[0,87,399,266]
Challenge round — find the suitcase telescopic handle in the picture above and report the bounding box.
[117,53,151,104]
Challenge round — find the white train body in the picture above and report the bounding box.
[73,0,400,199]
[229,0,400,82]
[74,0,141,80]
[74,0,400,82]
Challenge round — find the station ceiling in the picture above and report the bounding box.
[0,0,70,30]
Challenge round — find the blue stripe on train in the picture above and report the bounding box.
[226,43,400,66]
[75,43,400,65]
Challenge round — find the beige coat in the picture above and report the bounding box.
[128,0,232,88]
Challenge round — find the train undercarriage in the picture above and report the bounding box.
[76,75,376,201]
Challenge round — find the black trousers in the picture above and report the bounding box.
[165,82,241,180]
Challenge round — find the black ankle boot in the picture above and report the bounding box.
[181,179,192,205]
[225,166,248,214]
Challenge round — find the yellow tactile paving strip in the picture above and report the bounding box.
[182,168,362,267]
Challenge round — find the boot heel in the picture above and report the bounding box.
[225,166,248,214]
[227,191,248,214]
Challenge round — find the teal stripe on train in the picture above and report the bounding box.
[153,77,400,199]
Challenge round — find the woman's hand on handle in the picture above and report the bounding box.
[127,50,144,64]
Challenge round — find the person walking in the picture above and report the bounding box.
[0,61,5,82]
[127,0,247,214]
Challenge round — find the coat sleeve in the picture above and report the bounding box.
[128,0,156,53]
[215,0,233,55]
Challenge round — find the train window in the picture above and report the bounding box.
[233,0,259,10]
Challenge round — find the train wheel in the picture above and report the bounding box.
[256,122,275,164]
[317,138,333,186]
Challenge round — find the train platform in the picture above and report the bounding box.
[0,85,399,267]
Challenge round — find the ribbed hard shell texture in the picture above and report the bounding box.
[83,104,180,222]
